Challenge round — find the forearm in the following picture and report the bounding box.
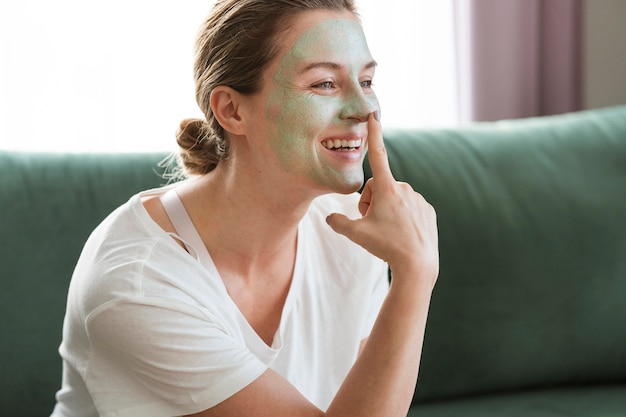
[322,111,438,417]
[326,265,433,417]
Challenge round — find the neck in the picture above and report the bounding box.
[174,158,318,280]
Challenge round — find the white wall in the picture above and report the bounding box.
[584,0,626,109]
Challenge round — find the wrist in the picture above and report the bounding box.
[388,259,438,294]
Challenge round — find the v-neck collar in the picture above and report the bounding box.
[159,188,305,356]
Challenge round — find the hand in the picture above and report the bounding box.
[326,112,439,286]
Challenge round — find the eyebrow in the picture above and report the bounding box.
[298,60,378,74]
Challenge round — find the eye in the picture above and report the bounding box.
[360,79,374,89]
[313,81,335,90]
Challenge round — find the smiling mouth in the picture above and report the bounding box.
[321,138,363,152]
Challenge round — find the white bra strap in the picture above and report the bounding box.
[159,189,212,266]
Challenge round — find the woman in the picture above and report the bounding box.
[51,1,439,416]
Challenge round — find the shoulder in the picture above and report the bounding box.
[71,187,205,311]
[90,187,169,242]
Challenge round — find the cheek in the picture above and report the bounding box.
[265,96,310,167]
[273,95,333,146]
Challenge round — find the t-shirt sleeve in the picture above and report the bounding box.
[84,297,267,417]
[360,260,390,341]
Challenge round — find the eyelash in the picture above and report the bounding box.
[312,80,374,90]
[314,81,335,90]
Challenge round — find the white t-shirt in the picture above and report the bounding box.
[51,187,389,417]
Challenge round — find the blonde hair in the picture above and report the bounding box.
[172,0,357,178]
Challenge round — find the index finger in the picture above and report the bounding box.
[366,111,395,182]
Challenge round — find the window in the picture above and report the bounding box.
[360,0,457,129]
[0,1,457,153]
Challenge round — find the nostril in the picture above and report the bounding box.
[340,106,371,123]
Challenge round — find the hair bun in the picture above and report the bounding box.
[176,118,206,144]
[175,118,226,176]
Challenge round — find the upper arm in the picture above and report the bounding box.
[86,299,282,416]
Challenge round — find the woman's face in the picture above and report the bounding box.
[244,9,379,195]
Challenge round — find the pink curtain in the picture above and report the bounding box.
[455,0,584,122]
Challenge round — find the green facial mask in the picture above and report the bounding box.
[265,16,379,194]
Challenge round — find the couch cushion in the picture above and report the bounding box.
[0,152,167,416]
[365,106,626,402]
[408,385,626,417]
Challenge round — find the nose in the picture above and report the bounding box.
[339,83,378,123]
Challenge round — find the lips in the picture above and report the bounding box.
[321,138,363,151]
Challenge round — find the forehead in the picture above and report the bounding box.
[275,9,372,70]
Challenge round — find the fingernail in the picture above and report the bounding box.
[373,110,380,121]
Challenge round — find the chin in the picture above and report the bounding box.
[306,166,364,196]
[329,172,364,195]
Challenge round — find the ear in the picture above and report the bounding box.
[210,86,245,135]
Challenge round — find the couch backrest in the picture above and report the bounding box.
[0,152,167,416]
[365,106,626,403]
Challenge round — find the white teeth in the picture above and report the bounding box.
[322,139,362,150]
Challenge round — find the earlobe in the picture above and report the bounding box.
[210,86,245,135]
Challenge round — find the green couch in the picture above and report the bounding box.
[2,105,625,416]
